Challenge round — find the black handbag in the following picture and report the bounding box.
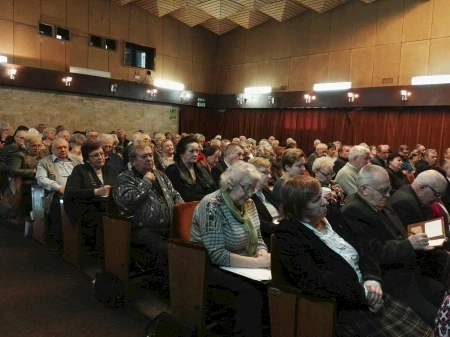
[93,271,126,309]
[145,312,197,337]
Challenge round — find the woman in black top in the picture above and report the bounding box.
[386,152,409,194]
[165,136,217,201]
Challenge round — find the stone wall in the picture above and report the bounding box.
[0,87,179,136]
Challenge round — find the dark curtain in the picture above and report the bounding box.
[179,106,450,155]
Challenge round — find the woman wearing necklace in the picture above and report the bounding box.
[275,176,433,336]
[190,161,270,337]
[165,135,217,201]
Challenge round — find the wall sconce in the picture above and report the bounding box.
[110,84,117,92]
[348,92,359,102]
[180,91,191,103]
[9,69,17,80]
[147,88,157,98]
[62,77,72,87]
[268,96,275,104]
[401,90,411,101]
[304,94,316,104]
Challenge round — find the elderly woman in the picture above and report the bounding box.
[272,148,305,203]
[248,157,280,249]
[198,145,221,173]
[0,122,14,148]
[68,133,86,161]
[386,152,409,194]
[64,140,118,257]
[165,135,217,201]
[312,157,345,206]
[409,150,422,173]
[191,161,270,337]
[10,135,43,220]
[275,176,433,336]
[270,146,284,184]
[155,138,175,170]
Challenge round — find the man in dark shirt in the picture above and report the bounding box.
[333,145,350,175]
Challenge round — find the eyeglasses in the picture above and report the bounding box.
[258,169,270,175]
[364,185,392,196]
[425,185,444,198]
[238,182,256,196]
[89,152,105,159]
[318,170,333,178]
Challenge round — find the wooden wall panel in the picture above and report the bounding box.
[243,26,259,63]
[272,58,290,91]
[40,38,66,71]
[14,0,40,26]
[328,50,350,82]
[352,1,376,48]
[109,42,128,80]
[153,53,163,80]
[217,32,230,66]
[204,29,218,66]
[88,0,110,37]
[41,0,66,27]
[290,11,311,57]
[350,47,374,88]
[372,43,401,86]
[177,58,192,90]
[228,64,242,94]
[192,26,207,64]
[256,60,273,87]
[216,66,227,93]
[242,62,257,89]
[162,55,178,81]
[88,46,109,72]
[191,62,205,92]
[330,1,353,52]
[129,4,147,45]
[14,23,40,68]
[66,35,88,69]
[288,56,308,91]
[204,64,216,93]
[110,2,129,41]
[428,37,450,76]
[432,0,450,38]
[399,40,430,85]
[273,20,291,60]
[0,0,13,21]
[147,14,164,54]
[376,0,404,46]
[229,29,245,65]
[310,12,331,55]
[402,0,433,42]
[0,20,14,61]
[67,0,89,37]
[308,53,329,89]
[163,16,179,58]
[257,20,275,62]
[178,23,193,61]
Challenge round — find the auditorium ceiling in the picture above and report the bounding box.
[111,0,377,35]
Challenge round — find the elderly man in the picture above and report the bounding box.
[415,149,438,176]
[335,145,371,196]
[98,134,123,172]
[371,145,389,168]
[85,129,99,141]
[36,138,82,255]
[0,130,27,193]
[341,165,446,326]
[56,130,70,141]
[388,170,447,227]
[211,143,244,185]
[37,123,46,137]
[399,145,413,173]
[306,143,327,176]
[333,144,351,175]
[116,128,130,148]
[113,144,183,285]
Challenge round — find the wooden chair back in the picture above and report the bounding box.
[61,198,81,268]
[171,201,200,241]
[31,185,46,244]
[269,234,337,337]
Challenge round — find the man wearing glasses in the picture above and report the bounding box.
[342,165,447,326]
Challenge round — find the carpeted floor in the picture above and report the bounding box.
[0,222,155,337]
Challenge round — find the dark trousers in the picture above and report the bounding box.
[46,194,62,245]
[131,227,170,281]
[207,266,267,337]
[79,212,104,257]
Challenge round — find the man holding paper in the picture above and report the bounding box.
[342,165,446,326]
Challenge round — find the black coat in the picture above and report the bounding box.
[275,207,380,311]
[211,160,227,186]
[333,157,347,175]
[251,187,280,249]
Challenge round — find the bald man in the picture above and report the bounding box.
[36,138,82,256]
[342,165,446,326]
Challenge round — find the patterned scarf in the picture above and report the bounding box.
[222,191,259,257]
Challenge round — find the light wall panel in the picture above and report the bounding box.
[350,47,374,88]
[67,0,89,37]
[129,4,147,45]
[0,19,14,61]
[162,54,178,81]
[288,55,308,91]
[110,2,129,41]
[329,1,353,52]
[372,43,401,86]
[272,58,290,91]
[0,0,13,21]
[40,38,66,71]
[256,60,273,87]
[88,46,109,72]
[309,11,331,55]
[428,37,450,76]
[243,26,259,63]
[88,0,110,37]
[163,16,180,58]
[273,20,291,60]
[290,11,311,57]
[257,20,275,62]
[242,62,257,89]
[228,64,243,94]
[14,0,40,26]
[308,53,329,89]
[14,23,40,68]
[41,0,67,26]
[178,23,194,61]
[375,0,404,46]
[204,64,216,93]
[328,50,350,82]
[228,29,245,65]
[399,40,430,85]
[191,62,205,92]
[432,0,450,38]
[352,1,376,48]
[402,0,433,42]
[177,58,193,90]
[109,42,128,80]
[147,13,164,54]
[66,35,88,69]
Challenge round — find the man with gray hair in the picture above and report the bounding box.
[335,145,371,196]
[98,134,123,172]
[306,143,327,176]
[370,145,389,168]
[388,170,447,227]
[342,165,446,326]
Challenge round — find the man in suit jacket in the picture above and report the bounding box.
[211,143,244,186]
[370,145,389,168]
[342,165,446,326]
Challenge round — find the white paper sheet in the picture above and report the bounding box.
[429,238,446,247]
[220,267,272,281]
[425,219,444,238]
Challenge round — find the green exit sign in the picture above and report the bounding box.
[197,102,206,107]
[197,98,206,102]
[169,108,177,113]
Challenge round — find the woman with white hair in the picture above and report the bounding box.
[191,161,270,337]
[313,157,345,206]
